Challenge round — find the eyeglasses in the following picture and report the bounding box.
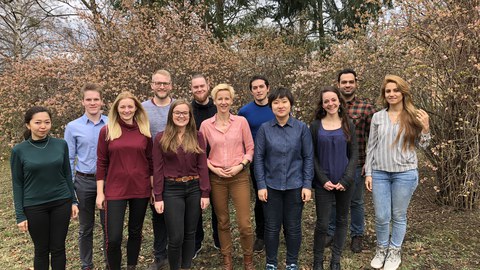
[151,81,171,87]
[172,111,189,117]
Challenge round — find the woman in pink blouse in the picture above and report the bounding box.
[199,83,255,270]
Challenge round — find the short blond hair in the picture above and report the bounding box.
[152,69,171,81]
[211,83,235,100]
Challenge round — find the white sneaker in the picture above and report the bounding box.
[383,247,402,270]
[370,246,388,269]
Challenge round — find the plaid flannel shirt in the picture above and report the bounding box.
[346,96,376,166]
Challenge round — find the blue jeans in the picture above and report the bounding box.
[163,179,201,270]
[328,166,364,237]
[314,186,354,265]
[372,169,418,248]
[263,187,304,266]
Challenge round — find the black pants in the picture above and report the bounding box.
[74,174,106,270]
[105,198,149,270]
[150,203,168,262]
[250,162,264,240]
[195,193,220,250]
[164,180,202,270]
[313,187,354,266]
[24,198,72,270]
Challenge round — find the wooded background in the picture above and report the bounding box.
[0,0,478,209]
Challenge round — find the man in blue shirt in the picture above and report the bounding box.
[65,83,108,270]
[238,75,275,253]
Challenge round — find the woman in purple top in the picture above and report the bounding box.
[153,99,211,270]
[309,86,358,270]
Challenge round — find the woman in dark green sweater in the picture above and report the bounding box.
[10,106,79,270]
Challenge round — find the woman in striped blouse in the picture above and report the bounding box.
[365,75,431,270]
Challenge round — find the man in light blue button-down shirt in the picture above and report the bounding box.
[64,83,108,270]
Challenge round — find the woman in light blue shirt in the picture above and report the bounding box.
[365,75,431,270]
[254,87,314,270]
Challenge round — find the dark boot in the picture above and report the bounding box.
[314,261,324,270]
[330,262,341,270]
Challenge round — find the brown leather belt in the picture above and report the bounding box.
[166,175,199,182]
[76,171,96,178]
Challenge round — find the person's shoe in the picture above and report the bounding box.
[223,254,233,270]
[285,264,298,270]
[265,263,277,270]
[149,259,168,270]
[329,262,341,270]
[350,235,363,253]
[370,246,388,269]
[253,238,264,253]
[192,246,202,259]
[324,235,333,247]
[383,247,402,270]
[243,254,255,270]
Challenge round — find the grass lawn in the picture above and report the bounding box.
[0,161,479,269]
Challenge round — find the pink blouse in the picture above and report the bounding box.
[199,114,254,168]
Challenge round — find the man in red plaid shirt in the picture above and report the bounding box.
[325,68,376,253]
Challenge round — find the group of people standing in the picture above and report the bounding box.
[10,68,430,270]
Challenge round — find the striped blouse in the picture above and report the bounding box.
[365,109,431,176]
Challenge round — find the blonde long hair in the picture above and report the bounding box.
[106,91,151,141]
[379,75,423,151]
[160,99,203,154]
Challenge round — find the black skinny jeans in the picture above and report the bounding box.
[250,162,265,240]
[163,179,201,270]
[105,198,149,270]
[23,198,72,270]
[313,187,354,266]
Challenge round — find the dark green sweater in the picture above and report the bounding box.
[10,136,77,223]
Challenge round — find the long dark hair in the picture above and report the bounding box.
[23,106,52,140]
[314,86,352,142]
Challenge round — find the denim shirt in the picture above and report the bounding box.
[254,117,314,191]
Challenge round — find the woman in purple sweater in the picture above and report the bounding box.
[152,99,211,270]
[96,91,153,270]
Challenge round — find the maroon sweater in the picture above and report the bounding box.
[153,132,210,201]
[97,120,153,200]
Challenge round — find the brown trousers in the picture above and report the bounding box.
[210,169,254,257]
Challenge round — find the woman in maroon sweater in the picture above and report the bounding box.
[96,91,152,270]
[153,99,210,270]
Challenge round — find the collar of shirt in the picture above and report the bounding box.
[81,113,107,125]
[271,116,294,127]
[211,113,235,124]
